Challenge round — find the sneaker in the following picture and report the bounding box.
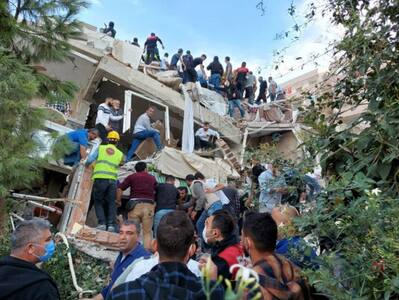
[96,224,106,231]
[107,225,116,232]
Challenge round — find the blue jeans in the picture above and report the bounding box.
[196,200,223,243]
[126,130,163,161]
[209,74,221,90]
[153,209,174,238]
[63,142,80,166]
[228,99,245,118]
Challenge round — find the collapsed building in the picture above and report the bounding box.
[12,23,305,259]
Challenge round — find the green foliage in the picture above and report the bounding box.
[295,1,399,299]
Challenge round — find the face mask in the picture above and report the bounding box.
[202,227,209,244]
[33,240,56,262]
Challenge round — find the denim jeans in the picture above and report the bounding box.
[153,209,174,238]
[228,99,245,118]
[209,74,221,90]
[92,179,117,226]
[126,130,163,161]
[196,200,223,243]
[63,141,80,166]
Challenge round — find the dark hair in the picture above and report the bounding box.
[243,212,277,252]
[241,62,246,67]
[151,32,155,36]
[165,175,175,182]
[135,162,147,172]
[164,53,169,57]
[177,186,188,193]
[157,211,195,259]
[225,56,230,61]
[121,219,141,234]
[201,54,207,59]
[109,21,114,27]
[186,50,191,55]
[133,37,138,42]
[203,121,210,125]
[194,172,205,180]
[178,48,183,53]
[213,56,219,62]
[211,211,235,239]
[185,174,195,182]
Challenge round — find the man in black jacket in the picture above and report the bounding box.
[0,219,59,300]
[256,76,268,104]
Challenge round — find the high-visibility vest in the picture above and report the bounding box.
[92,144,123,180]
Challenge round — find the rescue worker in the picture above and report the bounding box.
[144,33,164,64]
[86,131,124,232]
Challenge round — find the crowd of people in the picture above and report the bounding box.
[99,22,287,122]
[0,152,324,300]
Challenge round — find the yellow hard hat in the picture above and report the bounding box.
[107,131,120,141]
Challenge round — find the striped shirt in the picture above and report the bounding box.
[95,103,123,127]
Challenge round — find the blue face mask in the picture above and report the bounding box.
[34,240,56,262]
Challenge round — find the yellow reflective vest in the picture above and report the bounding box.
[92,144,123,180]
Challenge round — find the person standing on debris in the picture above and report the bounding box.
[91,220,149,300]
[177,186,194,213]
[226,81,245,119]
[126,106,164,162]
[153,175,179,236]
[117,162,157,250]
[62,128,99,166]
[144,32,164,64]
[95,97,124,144]
[160,53,170,71]
[0,219,60,300]
[224,56,233,84]
[256,76,268,104]
[207,56,224,90]
[194,121,220,150]
[245,71,257,104]
[268,76,278,102]
[235,62,249,98]
[102,21,116,37]
[169,48,183,70]
[183,54,207,83]
[86,131,124,232]
[131,37,140,47]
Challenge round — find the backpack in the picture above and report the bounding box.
[254,254,316,300]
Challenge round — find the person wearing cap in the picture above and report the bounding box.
[86,131,124,232]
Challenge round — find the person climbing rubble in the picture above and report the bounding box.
[160,53,170,70]
[234,62,249,99]
[194,122,220,151]
[101,21,116,38]
[256,76,268,104]
[206,56,224,91]
[169,48,183,70]
[226,81,245,119]
[61,128,99,166]
[86,131,124,232]
[125,106,164,162]
[117,162,157,250]
[131,37,140,47]
[183,53,207,84]
[144,32,164,64]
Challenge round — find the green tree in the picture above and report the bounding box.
[293,1,399,299]
[0,0,87,226]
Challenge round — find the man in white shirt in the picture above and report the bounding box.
[95,97,124,143]
[126,106,163,161]
[194,122,220,150]
[160,53,170,71]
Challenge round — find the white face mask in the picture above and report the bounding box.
[202,227,209,244]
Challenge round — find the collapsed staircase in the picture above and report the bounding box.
[215,138,241,171]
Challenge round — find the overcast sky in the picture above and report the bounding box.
[79,0,342,83]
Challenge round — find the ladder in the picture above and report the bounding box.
[215,138,241,171]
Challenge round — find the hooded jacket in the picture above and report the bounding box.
[0,256,60,300]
